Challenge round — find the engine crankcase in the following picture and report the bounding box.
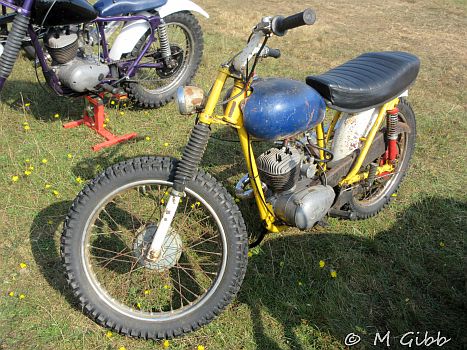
[56,57,109,92]
[271,184,335,230]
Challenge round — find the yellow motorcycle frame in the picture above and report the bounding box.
[196,66,399,234]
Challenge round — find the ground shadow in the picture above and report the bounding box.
[239,197,466,349]
[1,79,84,122]
[29,200,79,309]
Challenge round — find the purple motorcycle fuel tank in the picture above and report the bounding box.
[242,78,326,141]
[31,0,98,27]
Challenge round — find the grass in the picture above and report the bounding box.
[0,0,466,349]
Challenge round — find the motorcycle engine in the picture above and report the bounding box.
[45,27,109,92]
[256,144,335,230]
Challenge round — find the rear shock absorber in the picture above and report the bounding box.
[0,13,30,90]
[386,107,399,162]
[157,22,173,66]
[172,123,211,193]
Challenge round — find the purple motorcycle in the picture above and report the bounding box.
[0,0,208,107]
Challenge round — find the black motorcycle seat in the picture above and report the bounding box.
[94,0,167,17]
[306,51,420,112]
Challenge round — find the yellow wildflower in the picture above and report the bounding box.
[111,100,115,105]
[160,198,165,204]
[25,159,30,163]
[22,122,29,126]
[163,285,169,290]
[118,347,126,350]
[163,340,170,348]
[103,123,107,128]
[197,345,205,350]
[145,136,151,141]
[45,184,51,189]
[41,158,48,164]
[54,113,60,118]
[25,103,30,107]
[319,260,325,268]
[105,117,110,123]
[67,153,73,159]
[23,125,30,131]
[19,262,27,269]
[163,142,169,147]
[105,331,113,338]
[330,270,337,278]
[76,177,83,184]
[11,175,19,182]
[8,291,14,297]
[52,190,60,197]
[119,111,125,116]
[137,302,141,309]
[439,242,445,248]
[24,170,32,176]
[247,251,253,257]
[19,294,25,300]
[144,289,151,295]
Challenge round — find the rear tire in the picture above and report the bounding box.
[125,12,203,108]
[61,157,248,339]
[348,98,416,219]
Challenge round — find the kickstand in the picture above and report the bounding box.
[249,227,268,248]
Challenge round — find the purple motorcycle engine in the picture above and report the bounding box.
[45,27,109,92]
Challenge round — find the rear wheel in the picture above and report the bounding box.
[348,98,416,218]
[125,12,203,108]
[61,157,248,339]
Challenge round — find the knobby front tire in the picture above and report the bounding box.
[61,157,248,339]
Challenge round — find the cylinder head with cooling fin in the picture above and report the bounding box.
[45,30,79,64]
[257,147,302,193]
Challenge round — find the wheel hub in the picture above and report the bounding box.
[133,224,183,271]
[156,45,184,78]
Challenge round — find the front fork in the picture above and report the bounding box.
[147,122,211,260]
[145,68,228,260]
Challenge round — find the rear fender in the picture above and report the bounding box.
[108,11,152,61]
[156,0,209,18]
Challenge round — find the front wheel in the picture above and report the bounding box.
[125,12,204,108]
[61,157,248,339]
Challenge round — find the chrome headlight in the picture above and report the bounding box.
[176,86,206,115]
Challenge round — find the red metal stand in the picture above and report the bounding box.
[63,94,137,152]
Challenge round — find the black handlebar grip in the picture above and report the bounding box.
[272,9,316,36]
[267,48,281,59]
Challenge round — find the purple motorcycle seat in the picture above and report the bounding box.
[94,0,167,17]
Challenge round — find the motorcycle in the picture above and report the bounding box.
[61,9,420,339]
[0,0,208,107]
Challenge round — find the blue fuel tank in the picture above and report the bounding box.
[242,78,326,140]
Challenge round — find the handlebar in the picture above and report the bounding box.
[230,9,316,74]
[271,9,316,36]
